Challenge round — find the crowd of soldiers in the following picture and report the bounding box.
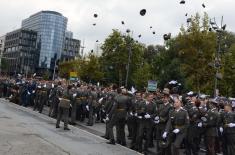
[0,76,235,155]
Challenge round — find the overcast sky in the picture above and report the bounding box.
[0,0,234,53]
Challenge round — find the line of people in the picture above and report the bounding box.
[0,77,235,155]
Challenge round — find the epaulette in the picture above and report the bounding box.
[181,107,187,111]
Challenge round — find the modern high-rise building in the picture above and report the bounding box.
[62,31,81,61]
[0,36,5,53]
[22,11,68,73]
[0,35,6,73]
[3,29,38,75]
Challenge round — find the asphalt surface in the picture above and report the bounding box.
[0,99,142,155]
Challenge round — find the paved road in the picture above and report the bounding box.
[0,99,141,155]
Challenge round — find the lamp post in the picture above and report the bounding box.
[209,16,226,97]
[125,29,133,88]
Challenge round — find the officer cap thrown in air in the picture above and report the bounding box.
[140,9,146,16]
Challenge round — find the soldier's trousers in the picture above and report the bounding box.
[107,116,126,145]
[71,101,78,123]
[104,120,110,139]
[51,99,59,118]
[126,115,135,138]
[116,118,126,145]
[33,97,40,111]
[156,124,171,155]
[170,132,186,155]
[136,119,153,152]
[38,97,47,113]
[87,105,94,125]
[56,107,69,128]
[185,126,201,155]
[224,134,235,155]
[205,136,216,155]
[130,117,138,149]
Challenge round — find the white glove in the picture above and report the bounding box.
[198,122,203,127]
[134,113,138,117]
[138,116,142,119]
[154,120,160,124]
[98,98,103,103]
[73,93,77,97]
[219,127,223,133]
[32,90,35,93]
[228,123,235,128]
[155,116,160,121]
[173,128,180,134]
[130,112,133,116]
[103,117,109,123]
[162,132,167,139]
[27,91,31,95]
[144,114,151,119]
[86,105,89,111]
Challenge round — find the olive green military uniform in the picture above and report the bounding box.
[56,86,70,130]
[185,106,205,155]
[202,107,219,155]
[87,90,98,126]
[220,110,235,155]
[165,108,189,155]
[155,101,173,155]
[136,100,157,153]
[38,86,48,113]
[107,93,130,145]
[69,87,78,124]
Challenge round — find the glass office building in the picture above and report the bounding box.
[22,11,67,70]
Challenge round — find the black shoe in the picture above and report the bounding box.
[106,140,115,145]
[56,125,60,128]
[149,143,154,148]
[86,123,93,126]
[121,142,127,146]
[64,127,70,130]
[101,135,109,140]
[70,122,77,125]
[116,140,121,145]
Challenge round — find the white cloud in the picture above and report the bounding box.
[0,0,234,53]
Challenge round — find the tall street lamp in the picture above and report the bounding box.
[209,16,226,97]
[125,29,133,88]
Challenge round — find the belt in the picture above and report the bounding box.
[116,108,125,111]
[174,125,184,128]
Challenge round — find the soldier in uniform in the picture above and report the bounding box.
[135,93,157,153]
[185,98,204,155]
[155,88,173,155]
[68,84,78,125]
[33,84,42,111]
[220,104,235,155]
[106,87,130,145]
[101,85,118,140]
[163,96,189,155]
[56,83,71,130]
[38,83,48,113]
[87,86,98,126]
[202,100,220,155]
[129,92,142,150]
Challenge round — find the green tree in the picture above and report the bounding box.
[152,39,185,89]
[176,13,217,94]
[100,29,144,87]
[80,53,104,83]
[219,43,235,97]
[132,63,153,90]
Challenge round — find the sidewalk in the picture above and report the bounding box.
[0,98,142,155]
